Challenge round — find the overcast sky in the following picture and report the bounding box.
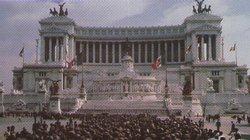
[0,0,249,92]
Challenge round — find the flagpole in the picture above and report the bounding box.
[22,44,25,67]
[235,43,238,66]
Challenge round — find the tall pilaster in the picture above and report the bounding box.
[192,34,198,61]
[201,35,205,61]
[216,34,221,61]
[208,35,212,61]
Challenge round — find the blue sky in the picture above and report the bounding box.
[0,0,250,92]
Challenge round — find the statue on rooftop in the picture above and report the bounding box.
[49,2,68,16]
[193,0,211,14]
[195,0,205,13]
[59,2,66,16]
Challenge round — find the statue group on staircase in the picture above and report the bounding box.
[193,0,211,14]
[182,77,193,96]
[49,2,68,16]
[50,81,60,95]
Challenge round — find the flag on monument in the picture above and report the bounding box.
[185,45,191,54]
[230,44,236,51]
[151,56,161,70]
[67,58,76,69]
[19,47,24,57]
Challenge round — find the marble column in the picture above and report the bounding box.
[132,42,135,62]
[99,42,102,63]
[192,34,198,61]
[64,35,69,62]
[158,42,161,57]
[208,35,212,60]
[164,42,168,63]
[151,42,154,62]
[49,38,52,62]
[56,38,59,62]
[145,43,148,63]
[216,35,221,61]
[112,42,115,63]
[86,42,89,63]
[119,43,121,63]
[93,42,96,63]
[40,36,45,63]
[178,41,181,62]
[201,35,205,61]
[171,41,174,62]
[138,43,141,63]
[106,43,109,63]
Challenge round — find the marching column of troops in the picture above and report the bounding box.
[4,113,230,140]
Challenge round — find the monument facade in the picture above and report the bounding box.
[6,0,249,115]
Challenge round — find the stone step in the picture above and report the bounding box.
[80,100,165,109]
[77,108,169,116]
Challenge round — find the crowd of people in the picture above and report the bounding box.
[3,113,227,140]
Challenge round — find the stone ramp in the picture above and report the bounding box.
[77,100,168,115]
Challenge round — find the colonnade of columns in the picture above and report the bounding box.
[75,40,185,64]
[44,37,64,62]
[192,34,221,61]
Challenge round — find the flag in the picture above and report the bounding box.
[19,47,24,57]
[230,44,236,51]
[185,45,191,54]
[66,58,76,69]
[151,56,161,70]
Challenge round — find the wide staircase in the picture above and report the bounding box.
[77,100,168,116]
